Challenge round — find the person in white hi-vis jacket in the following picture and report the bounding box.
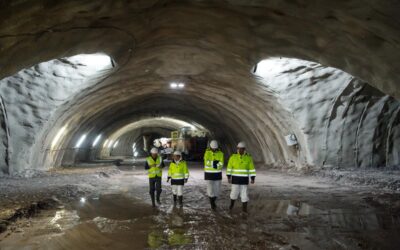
[226,141,256,213]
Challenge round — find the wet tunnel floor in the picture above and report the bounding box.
[0,164,400,249]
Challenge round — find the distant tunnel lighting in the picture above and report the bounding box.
[80,197,86,203]
[51,126,67,149]
[133,151,138,157]
[113,140,119,148]
[170,82,185,89]
[75,134,87,148]
[132,143,136,148]
[92,134,102,147]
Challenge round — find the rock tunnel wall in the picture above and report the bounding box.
[0,0,399,175]
[0,56,113,175]
[256,58,400,169]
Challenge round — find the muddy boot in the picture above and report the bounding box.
[242,202,248,213]
[229,199,235,210]
[213,197,218,209]
[210,197,216,210]
[209,197,214,209]
[150,192,156,207]
[178,196,183,207]
[156,192,161,205]
[173,195,177,206]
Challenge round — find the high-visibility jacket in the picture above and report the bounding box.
[168,160,189,185]
[226,153,256,185]
[146,156,163,178]
[203,148,224,180]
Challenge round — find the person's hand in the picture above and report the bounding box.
[251,179,255,184]
[184,179,188,183]
[166,178,170,183]
[228,177,232,184]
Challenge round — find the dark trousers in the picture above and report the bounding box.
[149,177,162,194]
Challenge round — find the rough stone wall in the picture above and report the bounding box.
[256,58,400,169]
[0,56,112,175]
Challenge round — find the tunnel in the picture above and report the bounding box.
[0,1,400,249]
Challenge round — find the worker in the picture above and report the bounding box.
[226,141,256,213]
[167,151,189,207]
[203,140,224,209]
[145,147,165,207]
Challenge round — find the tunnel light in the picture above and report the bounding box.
[92,134,102,147]
[80,197,86,203]
[170,82,185,89]
[113,140,119,148]
[107,140,114,148]
[133,151,138,157]
[51,126,67,149]
[103,139,109,147]
[75,134,87,148]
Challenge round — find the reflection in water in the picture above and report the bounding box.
[1,194,399,250]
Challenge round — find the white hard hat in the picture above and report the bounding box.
[150,147,158,154]
[210,140,218,149]
[173,150,182,156]
[237,141,246,148]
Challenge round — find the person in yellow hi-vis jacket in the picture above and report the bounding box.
[226,141,256,213]
[203,140,224,209]
[145,147,165,207]
[167,151,189,207]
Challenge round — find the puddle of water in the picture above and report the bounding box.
[1,195,400,250]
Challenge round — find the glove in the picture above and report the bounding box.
[213,160,219,169]
[184,179,188,183]
[167,177,170,182]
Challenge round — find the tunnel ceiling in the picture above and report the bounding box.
[0,0,399,175]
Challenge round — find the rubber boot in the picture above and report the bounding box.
[178,196,183,207]
[209,197,215,209]
[156,191,161,205]
[173,195,177,206]
[242,202,248,213]
[210,197,216,210]
[150,192,156,207]
[229,199,235,210]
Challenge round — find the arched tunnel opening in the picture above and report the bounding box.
[0,1,400,249]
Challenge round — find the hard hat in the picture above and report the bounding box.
[173,150,182,156]
[150,147,158,154]
[210,140,218,149]
[237,141,246,148]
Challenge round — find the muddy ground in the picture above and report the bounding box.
[0,161,400,249]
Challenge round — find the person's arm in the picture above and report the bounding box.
[218,152,224,169]
[226,156,233,183]
[248,156,256,184]
[145,160,150,170]
[204,150,210,167]
[184,162,189,182]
